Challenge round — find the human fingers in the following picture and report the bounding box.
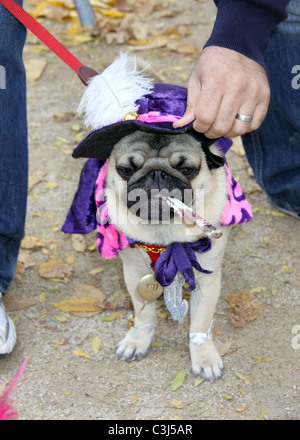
[173,75,199,129]
[226,99,269,138]
[191,80,222,134]
[203,93,255,139]
[205,84,270,139]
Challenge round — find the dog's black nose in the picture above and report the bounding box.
[148,170,169,188]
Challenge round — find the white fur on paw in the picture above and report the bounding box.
[190,339,224,382]
[115,326,154,361]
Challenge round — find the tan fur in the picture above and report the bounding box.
[107,132,230,381]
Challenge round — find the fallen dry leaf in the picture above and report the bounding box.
[215,339,233,357]
[91,336,101,354]
[29,1,74,21]
[166,39,199,54]
[71,234,86,253]
[72,284,106,303]
[24,58,48,82]
[100,311,126,322]
[231,137,245,156]
[28,170,46,191]
[21,235,45,250]
[226,290,263,328]
[171,370,186,391]
[72,350,92,360]
[137,0,154,16]
[130,37,168,51]
[234,371,251,385]
[16,249,36,275]
[169,400,184,409]
[53,297,103,314]
[38,257,71,281]
[2,294,36,312]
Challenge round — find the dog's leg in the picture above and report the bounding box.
[116,247,156,361]
[189,228,230,381]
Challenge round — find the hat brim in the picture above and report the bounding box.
[72,119,217,159]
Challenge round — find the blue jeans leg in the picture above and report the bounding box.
[242,2,300,216]
[0,1,28,293]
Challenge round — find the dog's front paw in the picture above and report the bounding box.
[116,326,154,361]
[190,339,223,382]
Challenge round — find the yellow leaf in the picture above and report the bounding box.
[55,314,69,323]
[171,370,186,391]
[129,396,138,405]
[103,9,125,18]
[270,210,285,217]
[31,45,49,54]
[21,235,45,250]
[66,253,75,264]
[235,405,250,413]
[170,66,184,71]
[157,309,167,319]
[251,355,273,364]
[128,39,152,46]
[249,286,266,294]
[90,267,104,275]
[223,394,233,400]
[100,311,126,322]
[169,400,184,409]
[151,342,163,347]
[234,372,251,385]
[72,350,92,360]
[39,292,46,303]
[39,257,71,280]
[178,73,188,81]
[259,410,266,419]
[64,390,72,395]
[194,378,204,387]
[53,297,103,314]
[88,243,96,252]
[72,34,95,46]
[282,265,293,274]
[91,336,101,354]
[45,182,58,189]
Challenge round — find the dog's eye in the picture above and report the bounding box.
[117,167,135,180]
[179,167,198,179]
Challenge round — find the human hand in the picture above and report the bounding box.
[173,46,270,139]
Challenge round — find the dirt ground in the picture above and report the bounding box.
[1,0,299,421]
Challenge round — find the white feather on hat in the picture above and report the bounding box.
[77,52,154,130]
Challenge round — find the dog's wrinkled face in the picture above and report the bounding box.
[106,131,225,223]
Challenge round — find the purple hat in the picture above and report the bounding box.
[73,54,219,161]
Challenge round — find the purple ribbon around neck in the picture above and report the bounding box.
[153,238,212,290]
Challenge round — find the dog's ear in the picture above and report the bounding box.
[187,131,225,170]
[202,144,225,170]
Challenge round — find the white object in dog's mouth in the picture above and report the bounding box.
[157,194,223,239]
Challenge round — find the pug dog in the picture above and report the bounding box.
[63,62,252,382]
[104,130,231,382]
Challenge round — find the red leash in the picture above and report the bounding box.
[0,0,98,84]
